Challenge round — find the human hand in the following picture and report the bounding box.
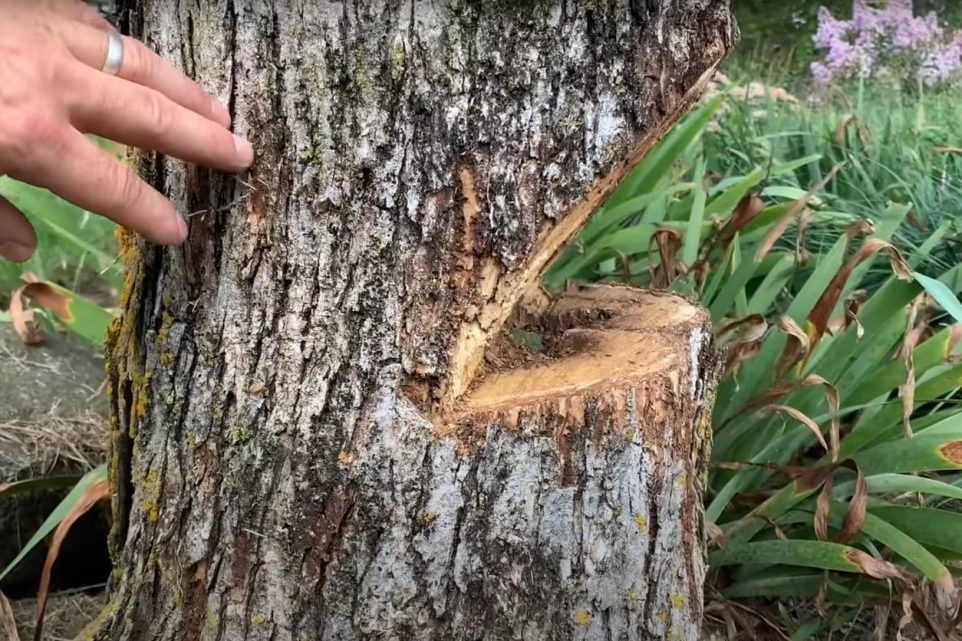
[0,0,254,263]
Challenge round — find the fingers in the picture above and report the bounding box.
[58,23,232,128]
[55,1,114,30]
[17,129,187,246]
[67,65,253,173]
[0,196,37,262]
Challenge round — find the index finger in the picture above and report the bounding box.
[60,24,232,129]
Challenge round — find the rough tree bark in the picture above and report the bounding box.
[94,2,735,640]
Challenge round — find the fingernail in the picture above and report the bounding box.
[0,241,32,263]
[176,213,188,241]
[212,100,231,127]
[233,134,254,168]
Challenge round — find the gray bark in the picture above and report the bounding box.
[95,2,734,640]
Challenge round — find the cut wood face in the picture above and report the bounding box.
[443,287,711,438]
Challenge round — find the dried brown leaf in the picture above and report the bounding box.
[815,474,833,541]
[718,315,768,377]
[719,192,765,244]
[724,340,762,377]
[836,289,869,338]
[9,286,44,345]
[948,591,962,634]
[691,259,711,295]
[794,463,835,493]
[846,219,876,241]
[732,376,837,456]
[764,404,828,453]
[703,601,740,640]
[775,315,809,381]
[905,208,927,233]
[648,227,683,289]
[621,254,633,287]
[812,459,867,543]
[899,296,928,439]
[34,478,110,641]
[706,520,727,549]
[835,113,873,148]
[935,570,958,611]
[808,237,913,355]
[947,325,962,361]
[847,548,914,587]
[835,113,856,145]
[838,460,867,543]
[717,314,768,347]
[795,208,813,263]
[816,576,829,617]
[755,161,846,260]
[874,603,891,641]
[897,589,914,641]
[10,272,81,345]
[19,278,72,324]
[910,600,951,641]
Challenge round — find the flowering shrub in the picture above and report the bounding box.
[811,0,962,88]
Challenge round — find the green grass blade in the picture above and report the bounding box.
[909,221,951,269]
[723,574,823,599]
[702,167,765,219]
[869,506,962,556]
[836,505,951,585]
[747,253,794,315]
[0,463,108,583]
[710,540,862,573]
[682,159,707,266]
[605,94,724,209]
[839,364,962,456]
[845,325,956,408]
[833,473,962,502]
[0,475,84,498]
[576,183,692,248]
[854,435,962,476]
[722,573,887,602]
[710,245,760,322]
[913,271,962,324]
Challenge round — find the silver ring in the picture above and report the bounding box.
[102,30,124,76]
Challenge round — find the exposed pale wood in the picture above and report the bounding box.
[446,287,709,430]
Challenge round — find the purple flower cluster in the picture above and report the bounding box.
[811,0,962,88]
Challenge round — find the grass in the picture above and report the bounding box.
[547,90,962,638]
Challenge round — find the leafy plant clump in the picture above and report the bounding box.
[547,93,962,637]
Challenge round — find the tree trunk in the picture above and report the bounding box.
[94,2,734,640]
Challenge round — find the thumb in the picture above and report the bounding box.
[0,195,37,263]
